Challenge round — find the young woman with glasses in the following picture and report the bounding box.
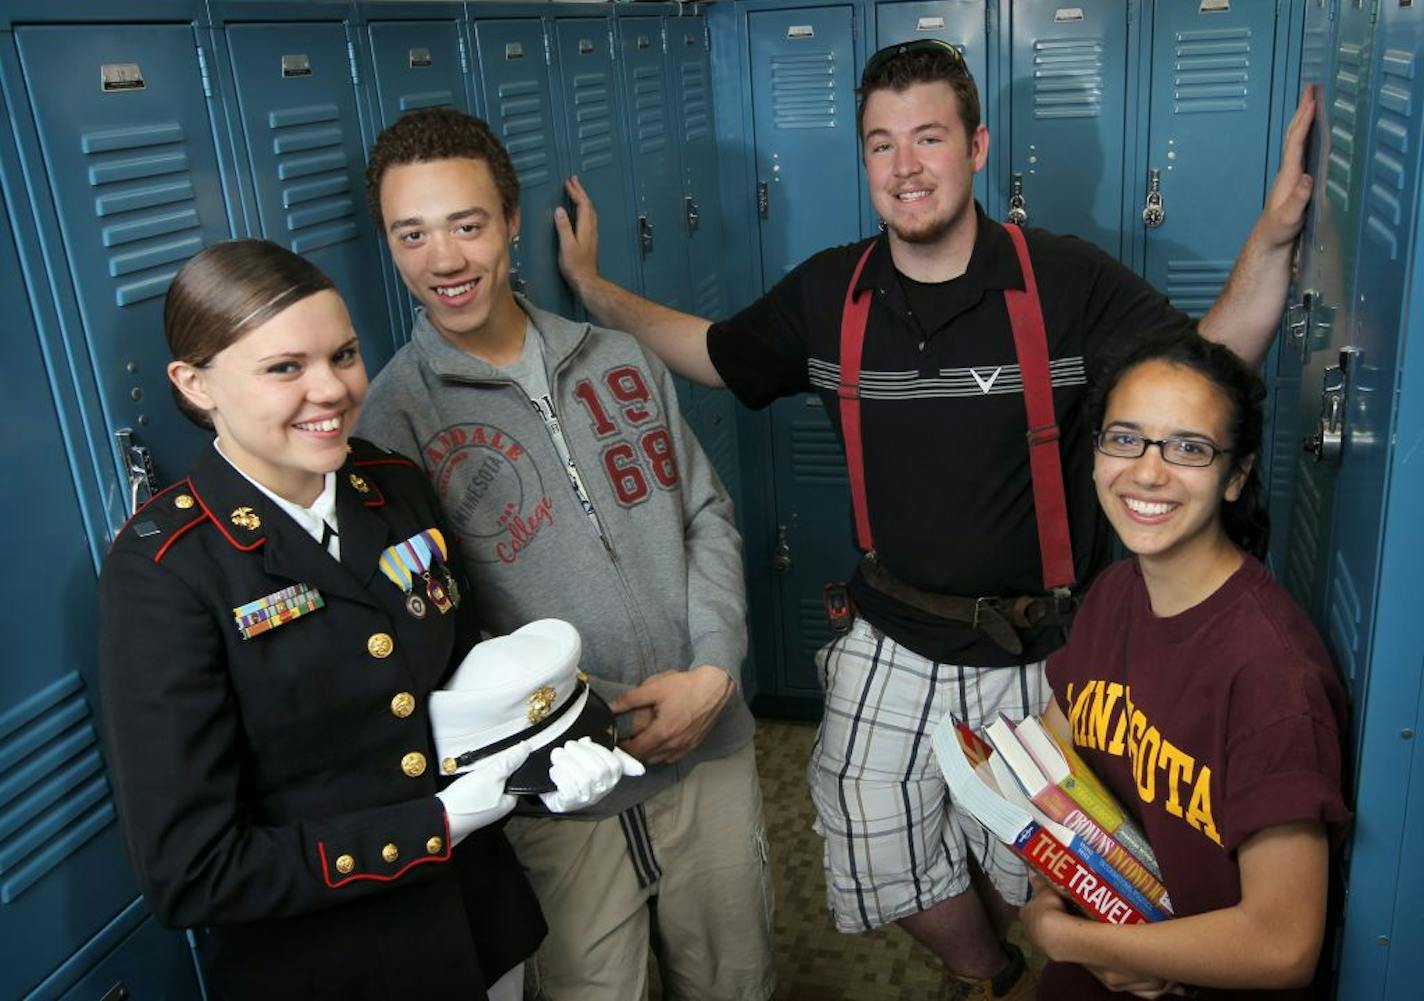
[1021,325,1349,1000]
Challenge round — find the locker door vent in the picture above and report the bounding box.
[495,80,553,186]
[1030,39,1104,120]
[84,121,205,307]
[1285,455,1325,606]
[398,89,456,113]
[267,103,359,255]
[679,59,711,144]
[570,72,616,171]
[769,52,840,130]
[1172,28,1252,114]
[1165,258,1232,315]
[1326,42,1368,211]
[1328,550,1362,682]
[631,65,670,154]
[1363,49,1417,261]
[789,416,848,485]
[0,672,114,904]
[797,596,833,666]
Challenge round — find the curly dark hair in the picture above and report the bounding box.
[365,108,520,229]
[1087,323,1270,559]
[857,42,981,143]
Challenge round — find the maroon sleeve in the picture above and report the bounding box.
[1219,669,1351,853]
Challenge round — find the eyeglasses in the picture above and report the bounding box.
[1093,430,1231,468]
[862,39,970,81]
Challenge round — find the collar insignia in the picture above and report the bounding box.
[230,506,261,531]
[349,473,370,494]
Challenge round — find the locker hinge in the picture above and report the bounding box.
[195,45,212,98]
[851,16,858,41]
[347,41,359,85]
[985,2,992,36]
[608,28,617,63]
[457,34,469,75]
[703,21,710,52]
[543,31,552,67]
[661,24,669,56]
[1370,0,1380,24]
[1126,0,1135,26]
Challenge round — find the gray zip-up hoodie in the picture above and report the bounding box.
[357,297,753,817]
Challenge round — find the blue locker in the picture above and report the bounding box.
[1267,0,1338,579]
[0,86,199,997]
[471,15,575,319]
[216,15,398,370]
[871,0,991,221]
[1139,0,1280,314]
[551,15,641,298]
[11,24,229,503]
[669,12,742,510]
[617,13,692,312]
[1008,0,1129,256]
[1328,5,1424,994]
[672,13,726,321]
[361,8,474,345]
[1282,0,1379,621]
[747,4,861,286]
[747,4,863,702]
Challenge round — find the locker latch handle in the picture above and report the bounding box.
[685,196,700,233]
[1304,348,1359,465]
[1142,169,1165,228]
[757,181,770,219]
[116,428,158,517]
[1007,173,1027,226]
[638,215,654,255]
[771,524,792,574]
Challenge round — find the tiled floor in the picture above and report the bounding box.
[651,718,1042,1001]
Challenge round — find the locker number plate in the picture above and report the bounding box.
[281,54,312,78]
[101,64,146,93]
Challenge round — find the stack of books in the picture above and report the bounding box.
[932,712,1173,926]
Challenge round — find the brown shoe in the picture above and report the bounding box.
[940,943,1036,1001]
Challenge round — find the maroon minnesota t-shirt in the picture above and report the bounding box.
[1041,557,1350,1000]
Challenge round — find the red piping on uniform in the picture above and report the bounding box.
[353,458,414,469]
[191,487,266,552]
[110,479,194,554]
[317,814,454,888]
[154,515,208,563]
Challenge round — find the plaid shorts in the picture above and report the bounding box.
[808,617,1050,932]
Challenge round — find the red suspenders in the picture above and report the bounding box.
[836,224,1076,594]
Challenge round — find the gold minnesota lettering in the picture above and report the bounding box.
[1064,681,1222,846]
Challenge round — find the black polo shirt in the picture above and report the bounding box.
[707,203,1184,666]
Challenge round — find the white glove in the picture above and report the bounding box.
[436,741,530,846]
[538,737,647,813]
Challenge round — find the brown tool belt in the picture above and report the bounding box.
[858,553,1077,657]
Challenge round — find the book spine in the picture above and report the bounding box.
[1014,825,1151,926]
[1069,835,1169,921]
[1108,822,1163,881]
[1057,809,1171,911]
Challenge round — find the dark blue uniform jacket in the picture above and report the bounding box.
[98,438,544,1000]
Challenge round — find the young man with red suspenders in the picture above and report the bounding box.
[556,41,1315,1000]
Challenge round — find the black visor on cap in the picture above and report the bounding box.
[504,686,619,796]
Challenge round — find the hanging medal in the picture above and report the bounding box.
[416,529,454,614]
[379,534,434,618]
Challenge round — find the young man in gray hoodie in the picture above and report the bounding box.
[356,108,774,1001]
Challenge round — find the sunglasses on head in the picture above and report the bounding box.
[861,38,971,80]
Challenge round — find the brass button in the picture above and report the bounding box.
[367,633,394,659]
[442,757,458,775]
[401,751,427,777]
[426,836,444,855]
[381,842,399,864]
[335,854,355,874]
[174,494,195,510]
[390,692,415,719]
